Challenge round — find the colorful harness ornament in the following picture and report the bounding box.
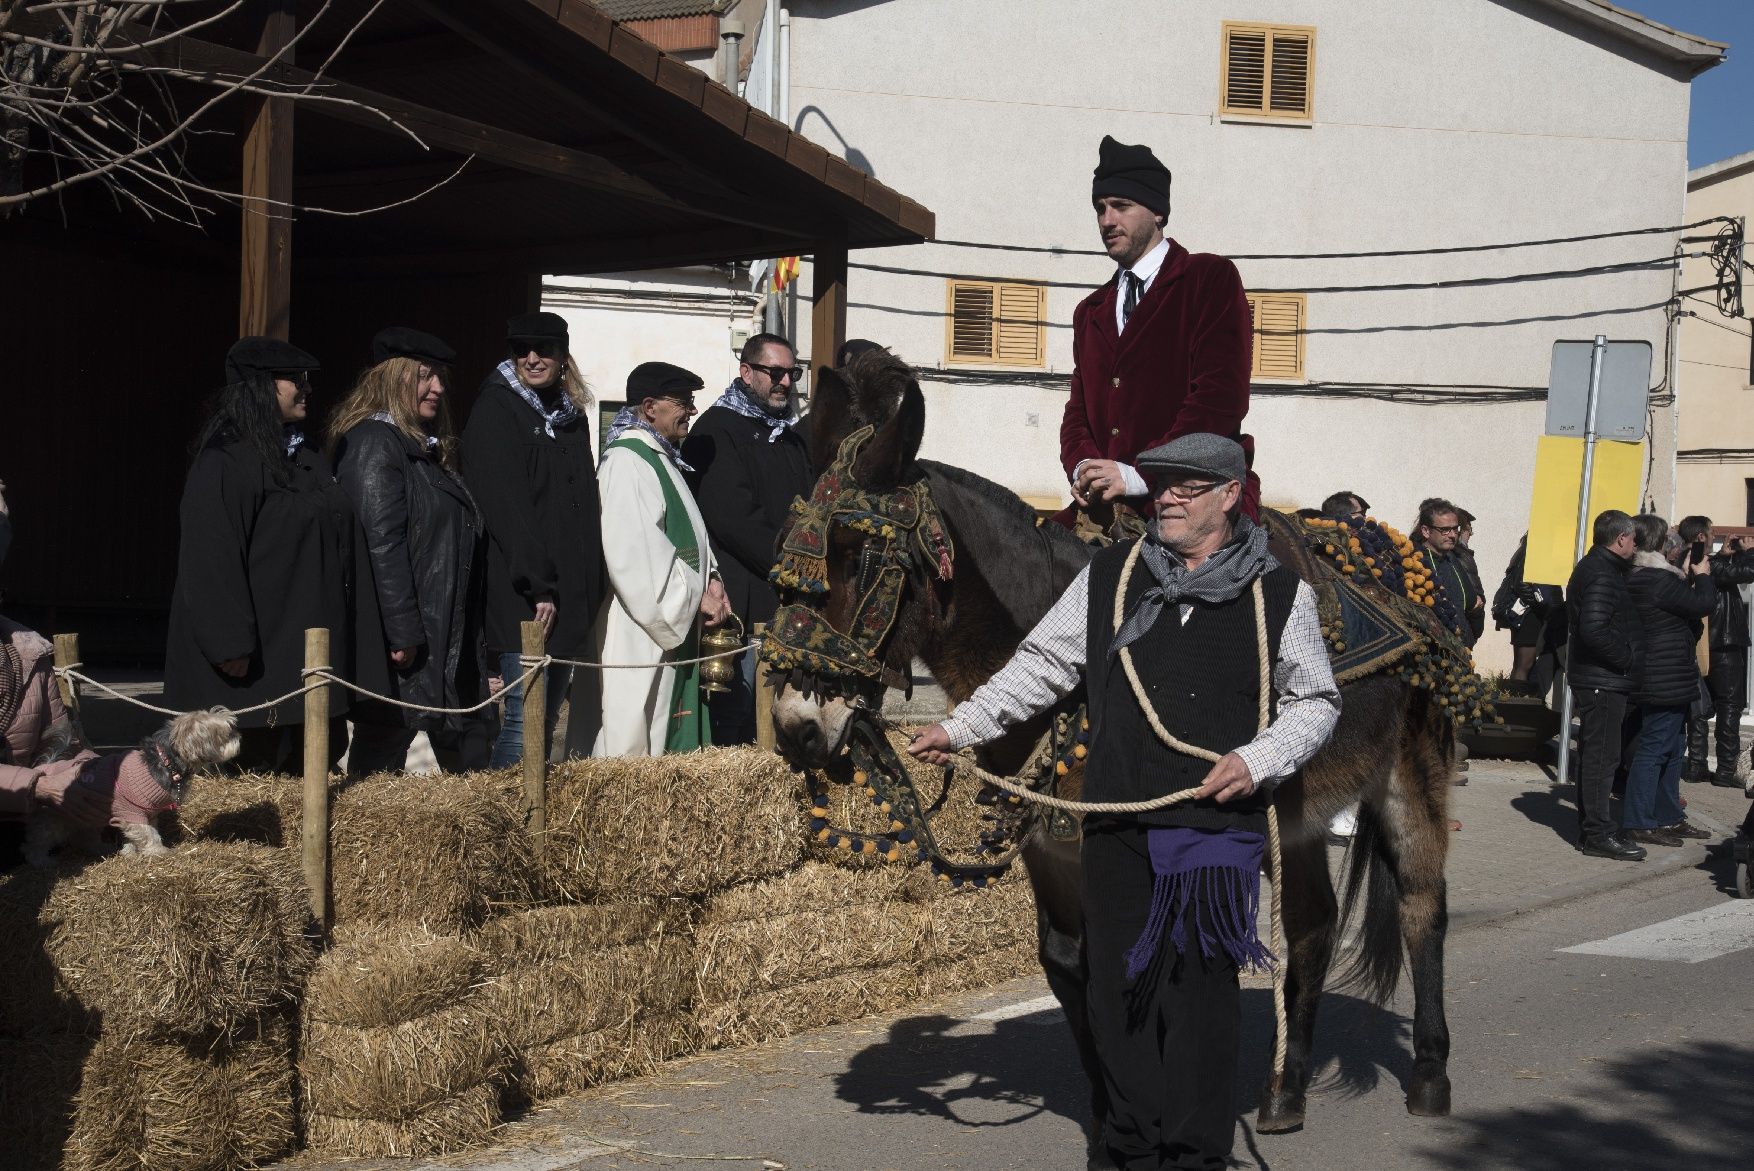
[761,425,954,697]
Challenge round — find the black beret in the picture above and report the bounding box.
[506,312,569,343]
[626,361,704,402]
[372,326,456,366]
[225,336,320,386]
[1091,135,1170,217]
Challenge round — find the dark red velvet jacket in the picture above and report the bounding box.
[1057,238,1259,518]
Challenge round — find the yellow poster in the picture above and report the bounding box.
[1524,436,1646,586]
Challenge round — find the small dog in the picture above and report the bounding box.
[25,708,240,865]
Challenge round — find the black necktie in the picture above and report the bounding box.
[1121,271,1141,331]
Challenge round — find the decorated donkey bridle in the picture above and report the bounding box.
[759,426,1076,884]
[760,425,955,698]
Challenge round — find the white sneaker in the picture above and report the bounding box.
[1328,807,1358,838]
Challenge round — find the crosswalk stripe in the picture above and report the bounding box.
[1558,900,1754,964]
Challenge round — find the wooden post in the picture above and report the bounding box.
[239,0,297,339]
[811,243,848,379]
[520,620,547,841]
[753,622,775,751]
[51,633,81,725]
[302,627,331,934]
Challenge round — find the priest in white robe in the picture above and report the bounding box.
[593,363,732,756]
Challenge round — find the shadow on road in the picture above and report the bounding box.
[1237,988,1413,1110]
[1510,787,1579,846]
[1414,1040,1754,1169]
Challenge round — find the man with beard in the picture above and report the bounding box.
[908,433,1340,1170]
[1061,137,1258,526]
[681,334,813,743]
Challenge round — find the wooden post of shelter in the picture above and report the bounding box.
[302,627,332,935]
[520,620,548,844]
[239,0,297,339]
[51,633,81,726]
[753,622,775,751]
[811,244,848,380]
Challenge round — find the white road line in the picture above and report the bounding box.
[1558,900,1754,964]
[971,995,1063,1023]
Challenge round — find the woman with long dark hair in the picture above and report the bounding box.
[329,328,489,774]
[163,337,360,772]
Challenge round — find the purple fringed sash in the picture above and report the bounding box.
[1122,826,1275,980]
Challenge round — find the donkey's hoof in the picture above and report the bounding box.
[1255,1090,1306,1134]
[1406,1073,1452,1117]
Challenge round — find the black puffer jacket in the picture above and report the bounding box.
[332,420,486,731]
[1626,553,1716,707]
[1707,547,1754,650]
[1564,544,1643,694]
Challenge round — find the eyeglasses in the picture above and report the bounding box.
[1427,524,1462,536]
[745,361,805,384]
[655,396,697,413]
[511,339,563,360]
[1156,480,1226,502]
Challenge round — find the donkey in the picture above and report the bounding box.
[766,352,1454,1161]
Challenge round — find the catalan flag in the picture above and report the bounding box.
[772,255,801,291]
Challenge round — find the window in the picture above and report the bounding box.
[1246,292,1306,380]
[945,279,1046,367]
[1220,22,1315,120]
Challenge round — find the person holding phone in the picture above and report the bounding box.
[1676,515,1754,788]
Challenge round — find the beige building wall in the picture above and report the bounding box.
[1674,151,1754,529]
[783,0,1708,673]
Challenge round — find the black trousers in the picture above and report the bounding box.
[234,718,347,776]
[1573,687,1628,840]
[346,719,494,776]
[1083,823,1240,1171]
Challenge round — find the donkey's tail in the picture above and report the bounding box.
[1336,798,1404,1005]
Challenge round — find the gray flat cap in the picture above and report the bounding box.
[1136,433,1247,484]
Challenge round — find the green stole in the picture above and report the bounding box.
[607,438,712,752]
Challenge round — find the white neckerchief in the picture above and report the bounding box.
[1114,235,1171,335]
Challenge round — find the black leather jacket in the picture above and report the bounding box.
[1626,555,1715,707]
[333,420,487,730]
[1564,544,1644,694]
[1707,548,1754,651]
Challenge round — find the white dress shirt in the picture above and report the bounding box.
[939,562,1341,791]
[1073,237,1172,499]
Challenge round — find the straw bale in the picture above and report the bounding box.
[0,843,315,1042]
[64,1013,295,1171]
[700,860,912,926]
[300,1000,506,1123]
[919,871,1039,963]
[508,1011,699,1107]
[695,888,930,1003]
[304,924,490,1029]
[694,966,923,1050]
[477,903,696,1051]
[169,773,301,846]
[304,1080,501,1159]
[0,1032,88,1170]
[543,747,804,900]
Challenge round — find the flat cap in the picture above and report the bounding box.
[506,311,569,343]
[372,326,456,366]
[225,336,320,386]
[1136,433,1247,485]
[627,360,704,402]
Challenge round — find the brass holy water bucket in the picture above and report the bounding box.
[698,614,746,696]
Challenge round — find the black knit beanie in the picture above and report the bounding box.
[1091,135,1170,217]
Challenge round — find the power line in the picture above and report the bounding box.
[918,216,1734,262]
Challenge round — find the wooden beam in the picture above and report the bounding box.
[811,244,848,375]
[239,1,296,339]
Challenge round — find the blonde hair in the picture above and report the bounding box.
[551,353,593,413]
[327,356,458,468]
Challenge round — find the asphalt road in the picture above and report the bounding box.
[359,840,1754,1171]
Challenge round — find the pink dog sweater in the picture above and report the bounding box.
[82,750,176,827]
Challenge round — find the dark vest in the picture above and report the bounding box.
[1084,540,1301,831]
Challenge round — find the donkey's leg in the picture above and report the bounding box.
[1257,777,1341,1134]
[1022,836,1111,1165]
[1383,706,1454,1117]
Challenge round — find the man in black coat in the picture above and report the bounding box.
[1564,509,1646,861]
[1676,516,1754,787]
[461,312,604,766]
[680,332,813,743]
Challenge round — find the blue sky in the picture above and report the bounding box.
[1626,1,1754,168]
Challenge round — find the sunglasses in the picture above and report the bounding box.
[745,361,805,383]
[511,339,564,360]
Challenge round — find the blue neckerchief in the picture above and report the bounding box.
[713,377,796,442]
[603,404,696,473]
[496,360,580,439]
[283,426,304,457]
[369,411,438,450]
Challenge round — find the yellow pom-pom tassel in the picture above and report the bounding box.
[837,836,853,851]
[816,827,831,842]
[1056,761,1070,776]
[853,769,868,786]
[1073,744,1088,759]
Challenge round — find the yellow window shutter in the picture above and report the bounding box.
[1224,27,1267,112]
[1221,22,1315,119]
[995,283,1046,366]
[946,279,1046,367]
[1246,292,1306,381]
[1268,30,1312,116]
[949,281,996,361]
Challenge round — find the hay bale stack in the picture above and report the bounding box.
[0,843,314,1042]
[177,771,546,933]
[915,873,1041,997]
[694,862,929,1049]
[300,925,505,1157]
[63,1014,296,1171]
[544,747,804,900]
[477,903,697,1105]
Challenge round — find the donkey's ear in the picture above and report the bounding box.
[852,378,925,490]
[806,365,856,473]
